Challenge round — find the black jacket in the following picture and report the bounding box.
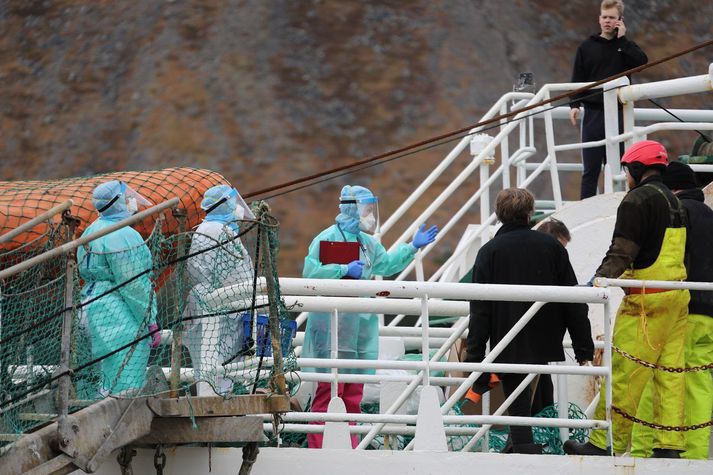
[596,175,685,278]
[677,188,713,318]
[570,34,648,108]
[466,223,594,368]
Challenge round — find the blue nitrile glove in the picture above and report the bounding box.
[586,275,596,287]
[412,223,439,249]
[345,260,365,279]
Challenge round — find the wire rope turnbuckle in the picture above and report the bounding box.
[153,445,167,475]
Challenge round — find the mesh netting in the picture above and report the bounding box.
[0,167,228,254]
[0,189,295,446]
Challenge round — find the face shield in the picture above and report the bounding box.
[204,187,255,221]
[96,181,152,215]
[122,183,153,214]
[338,193,379,234]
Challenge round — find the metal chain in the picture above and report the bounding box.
[612,346,713,373]
[612,406,713,432]
[153,445,166,475]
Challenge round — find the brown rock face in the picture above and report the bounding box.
[1,0,711,274]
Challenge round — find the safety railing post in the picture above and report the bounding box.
[541,90,563,209]
[603,77,630,193]
[603,299,613,451]
[331,308,339,399]
[169,208,187,398]
[57,211,80,457]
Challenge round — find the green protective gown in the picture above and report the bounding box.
[589,226,689,453]
[301,224,416,375]
[77,219,156,395]
[630,312,713,459]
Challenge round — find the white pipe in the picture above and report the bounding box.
[547,105,713,122]
[619,65,713,102]
[269,412,607,429]
[295,358,607,376]
[278,278,610,304]
[595,277,713,291]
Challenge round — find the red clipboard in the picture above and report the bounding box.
[319,241,359,265]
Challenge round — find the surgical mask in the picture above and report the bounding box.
[126,197,138,214]
[359,213,377,233]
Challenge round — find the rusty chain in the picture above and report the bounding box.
[153,445,166,475]
[612,406,713,432]
[612,346,713,373]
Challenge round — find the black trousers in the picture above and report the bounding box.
[580,107,624,199]
[501,373,534,445]
[531,374,554,416]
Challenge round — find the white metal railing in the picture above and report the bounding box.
[274,278,613,451]
[292,64,713,330]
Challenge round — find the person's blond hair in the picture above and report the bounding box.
[495,188,534,225]
[601,0,624,17]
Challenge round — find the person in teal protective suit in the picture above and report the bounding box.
[302,185,438,448]
[77,180,160,396]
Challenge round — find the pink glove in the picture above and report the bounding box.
[148,323,161,348]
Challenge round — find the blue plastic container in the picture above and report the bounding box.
[240,313,296,357]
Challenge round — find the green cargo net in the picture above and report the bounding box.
[0,201,295,445]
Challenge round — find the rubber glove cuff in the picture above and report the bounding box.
[148,323,161,348]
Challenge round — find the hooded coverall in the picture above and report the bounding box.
[184,220,254,396]
[77,220,157,396]
[302,223,416,448]
[589,180,689,453]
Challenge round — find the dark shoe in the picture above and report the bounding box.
[512,443,544,454]
[651,449,681,459]
[501,435,513,454]
[563,440,610,456]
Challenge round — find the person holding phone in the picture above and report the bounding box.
[569,0,648,199]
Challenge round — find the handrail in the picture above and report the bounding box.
[0,200,74,245]
[0,198,179,281]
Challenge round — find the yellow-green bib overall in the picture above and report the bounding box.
[590,194,689,453]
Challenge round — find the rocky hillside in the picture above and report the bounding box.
[1,0,711,274]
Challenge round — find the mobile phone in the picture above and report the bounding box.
[613,16,623,35]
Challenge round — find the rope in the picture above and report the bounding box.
[242,38,713,201]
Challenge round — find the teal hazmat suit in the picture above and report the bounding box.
[301,186,420,375]
[77,181,156,395]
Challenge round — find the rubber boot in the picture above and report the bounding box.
[563,440,610,456]
[651,448,682,459]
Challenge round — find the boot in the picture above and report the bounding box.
[563,440,610,456]
[511,443,544,454]
[651,448,681,459]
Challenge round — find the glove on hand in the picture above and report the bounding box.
[148,323,161,349]
[345,260,365,279]
[412,223,439,249]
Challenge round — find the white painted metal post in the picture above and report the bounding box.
[542,90,563,208]
[603,77,629,193]
[331,308,339,399]
[501,102,511,189]
[556,362,569,443]
[603,300,613,450]
[421,294,430,387]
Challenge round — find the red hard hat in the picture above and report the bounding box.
[621,140,668,167]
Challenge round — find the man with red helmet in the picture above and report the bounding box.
[565,140,689,458]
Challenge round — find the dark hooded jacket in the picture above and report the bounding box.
[676,188,713,318]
